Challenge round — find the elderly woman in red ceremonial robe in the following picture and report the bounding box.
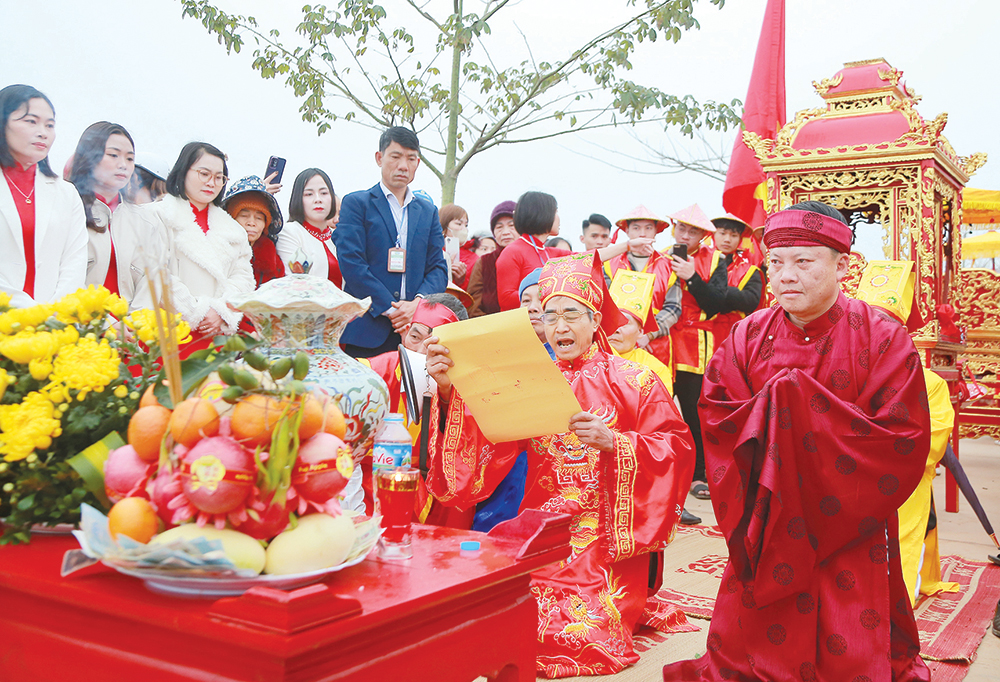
[663,202,932,682]
[426,252,696,678]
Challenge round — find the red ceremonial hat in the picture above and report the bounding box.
[538,252,624,354]
[410,299,460,330]
[669,204,716,233]
[614,205,670,234]
[762,209,853,254]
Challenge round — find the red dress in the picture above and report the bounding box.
[495,235,571,311]
[429,345,695,677]
[662,293,931,682]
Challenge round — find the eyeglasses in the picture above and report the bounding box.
[190,168,227,185]
[541,310,591,325]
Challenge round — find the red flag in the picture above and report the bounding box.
[722,0,786,230]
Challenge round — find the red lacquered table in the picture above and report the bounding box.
[0,511,569,682]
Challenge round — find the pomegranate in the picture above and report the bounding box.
[104,445,155,503]
[292,433,353,515]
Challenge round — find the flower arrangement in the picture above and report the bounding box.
[0,287,188,544]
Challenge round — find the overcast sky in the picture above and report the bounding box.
[3,0,997,249]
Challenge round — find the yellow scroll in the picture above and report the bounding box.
[433,308,581,442]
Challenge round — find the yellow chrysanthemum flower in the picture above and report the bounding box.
[0,392,61,462]
[46,337,122,401]
[0,367,8,403]
[124,309,193,346]
[54,285,123,325]
[0,304,56,336]
[0,326,79,365]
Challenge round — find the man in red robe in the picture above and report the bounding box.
[663,202,931,682]
[426,252,696,678]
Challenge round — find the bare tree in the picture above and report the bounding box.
[179,0,741,203]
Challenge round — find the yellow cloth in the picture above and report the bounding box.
[619,346,674,395]
[897,369,959,604]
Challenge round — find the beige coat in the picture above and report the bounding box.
[132,194,254,332]
[0,167,87,307]
[85,198,160,306]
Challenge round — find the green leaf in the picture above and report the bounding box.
[16,494,35,511]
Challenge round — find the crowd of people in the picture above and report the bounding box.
[2,82,952,681]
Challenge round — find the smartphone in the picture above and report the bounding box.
[444,236,460,259]
[671,243,688,260]
[264,156,286,184]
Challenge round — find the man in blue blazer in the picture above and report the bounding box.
[334,127,449,357]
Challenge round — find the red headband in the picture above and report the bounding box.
[762,210,853,254]
[410,300,460,330]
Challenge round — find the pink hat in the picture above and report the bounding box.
[614,205,670,234]
[669,204,715,233]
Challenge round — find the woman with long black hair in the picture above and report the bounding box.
[69,121,157,305]
[0,84,87,306]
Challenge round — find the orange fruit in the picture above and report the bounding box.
[322,400,347,440]
[231,394,284,446]
[139,384,160,408]
[297,395,324,441]
[169,398,220,447]
[128,405,172,462]
[107,497,160,544]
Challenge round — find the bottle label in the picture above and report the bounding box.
[373,442,412,470]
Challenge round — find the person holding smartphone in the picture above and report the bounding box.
[665,204,727,504]
[438,203,476,289]
[275,167,341,287]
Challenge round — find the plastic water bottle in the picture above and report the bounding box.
[372,413,412,471]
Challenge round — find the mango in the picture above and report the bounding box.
[152,525,266,575]
[263,513,356,575]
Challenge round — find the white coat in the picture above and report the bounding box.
[0,166,88,308]
[276,220,336,278]
[132,194,254,332]
[85,198,160,307]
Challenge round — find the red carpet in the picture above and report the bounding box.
[657,529,1000,680]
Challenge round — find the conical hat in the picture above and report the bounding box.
[615,205,670,233]
[669,204,715,233]
[711,213,751,233]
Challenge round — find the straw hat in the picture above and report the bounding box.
[614,205,670,234]
[669,204,715,233]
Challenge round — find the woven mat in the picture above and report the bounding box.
[657,532,1000,668]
